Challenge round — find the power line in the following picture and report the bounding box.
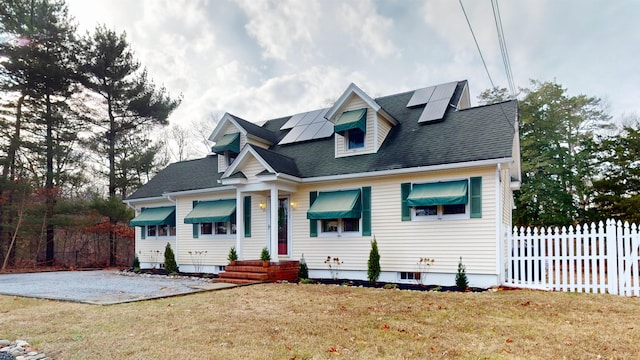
[459,0,516,130]
[458,0,496,90]
[492,0,516,97]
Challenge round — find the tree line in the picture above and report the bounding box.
[0,0,180,268]
[479,81,640,227]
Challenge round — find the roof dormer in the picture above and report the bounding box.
[326,83,398,158]
[209,113,277,173]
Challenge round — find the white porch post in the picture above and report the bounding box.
[270,186,279,263]
[236,188,244,260]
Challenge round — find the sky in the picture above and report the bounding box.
[65,0,639,137]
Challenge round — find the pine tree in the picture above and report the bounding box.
[367,237,380,282]
[164,243,178,274]
[80,26,180,265]
[455,257,469,290]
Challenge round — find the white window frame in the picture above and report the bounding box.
[318,218,362,237]
[345,129,365,151]
[145,225,176,238]
[198,219,237,238]
[225,151,238,167]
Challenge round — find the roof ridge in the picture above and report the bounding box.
[458,99,517,112]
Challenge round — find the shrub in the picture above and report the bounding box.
[227,246,238,262]
[298,253,309,280]
[260,247,271,262]
[132,255,140,270]
[164,243,179,274]
[367,237,381,282]
[455,257,469,290]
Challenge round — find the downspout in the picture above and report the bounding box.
[496,163,504,285]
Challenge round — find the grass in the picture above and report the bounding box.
[1,283,639,359]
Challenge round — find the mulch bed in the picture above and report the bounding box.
[307,278,485,292]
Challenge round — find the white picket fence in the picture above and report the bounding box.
[505,219,640,296]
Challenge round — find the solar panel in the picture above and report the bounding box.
[278,124,307,144]
[310,108,330,123]
[315,121,335,138]
[406,86,436,107]
[418,99,450,123]
[278,107,334,145]
[430,81,458,101]
[296,122,325,142]
[280,113,305,130]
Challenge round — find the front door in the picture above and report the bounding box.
[277,197,289,256]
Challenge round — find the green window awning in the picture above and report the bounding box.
[334,108,367,134]
[130,206,176,227]
[307,189,361,219]
[407,180,468,207]
[184,199,236,224]
[211,132,240,154]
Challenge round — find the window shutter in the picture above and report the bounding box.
[362,187,372,236]
[470,177,482,218]
[244,196,251,237]
[192,201,199,238]
[309,191,318,237]
[141,227,146,240]
[401,183,411,221]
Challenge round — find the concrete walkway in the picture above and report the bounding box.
[0,270,236,305]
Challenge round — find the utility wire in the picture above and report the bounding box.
[458,0,516,129]
[459,0,496,90]
[492,0,516,97]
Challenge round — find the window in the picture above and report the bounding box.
[347,129,365,149]
[199,217,236,237]
[145,225,176,238]
[405,179,473,221]
[147,226,156,237]
[414,204,468,220]
[200,223,213,235]
[319,218,361,236]
[400,272,421,281]
[225,151,238,166]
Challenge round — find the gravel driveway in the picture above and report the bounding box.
[0,270,235,305]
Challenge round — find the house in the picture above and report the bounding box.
[124,80,521,288]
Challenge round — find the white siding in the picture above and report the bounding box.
[376,115,393,151]
[173,191,270,266]
[133,200,176,266]
[175,192,237,266]
[242,193,268,259]
[243,157,267,182]
[289,167,499,277]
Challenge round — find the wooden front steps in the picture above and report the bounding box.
[214,260,299,285]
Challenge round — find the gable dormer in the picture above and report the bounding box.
[209,113,277,173]
[326,83,397,158]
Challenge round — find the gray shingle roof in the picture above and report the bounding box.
[228,114,278,144]
[127,156,223,199]
[250,145,301,177]
[128,81,517,200]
